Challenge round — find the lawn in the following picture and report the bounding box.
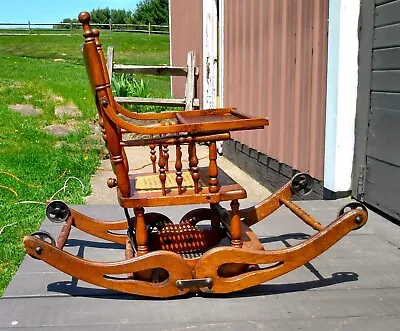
[0,31,170,296]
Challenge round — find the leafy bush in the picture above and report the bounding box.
[111,73,166,113]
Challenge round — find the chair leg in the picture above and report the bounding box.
[230,200,242,248]
[134,207,148,255]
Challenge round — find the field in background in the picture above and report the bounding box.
[0,31,170,295]
[0,22,169,36]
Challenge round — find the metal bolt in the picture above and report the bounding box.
[355,215,363,225]
[35,247,42,255]
[101,99,108,107]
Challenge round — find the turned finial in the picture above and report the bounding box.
[92,28,102,48]
[78,11,93,39]
[78,11,90,24]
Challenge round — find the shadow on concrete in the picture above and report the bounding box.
[65,239,125,251]
[46,271,358,300]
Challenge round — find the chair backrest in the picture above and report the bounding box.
[79,11,131,198]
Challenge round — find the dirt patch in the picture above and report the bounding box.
[9,104,42,116]
[44,124,77,136]
[89,123,102,135]
[55,104,82,118]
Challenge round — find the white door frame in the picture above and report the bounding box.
[203,0,219,109]
[323,0,361,194]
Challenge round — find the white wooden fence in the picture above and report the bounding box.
[0,22,169,36]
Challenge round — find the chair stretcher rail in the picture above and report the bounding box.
[56,216,74,249]
[279,197,324,231]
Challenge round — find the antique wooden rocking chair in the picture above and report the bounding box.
[23,12,368,298]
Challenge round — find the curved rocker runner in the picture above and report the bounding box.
[23,12,368,298]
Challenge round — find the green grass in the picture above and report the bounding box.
[0,31,170,296]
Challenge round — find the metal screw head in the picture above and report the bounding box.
[35,247,42,255]
[101,99,108,107]
[205,278,213,286]
[355,215,363,225]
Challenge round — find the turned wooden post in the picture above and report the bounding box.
[208,141,219,193]
[163,144,169,172]
[149,140,157,173]
[158,144,167,195]
[134,207,148,255]
[230,200,242,248]
[188,139,199,193]
[163,122,170,172]
[175,143,183,194]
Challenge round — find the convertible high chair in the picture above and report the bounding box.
[23,12,368,298]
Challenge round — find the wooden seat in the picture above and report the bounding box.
[120,167,247,208]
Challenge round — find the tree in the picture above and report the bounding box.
[130,0,169,25]
[111,9,133,24]
[90,8,111,24]
[55,2,168,27]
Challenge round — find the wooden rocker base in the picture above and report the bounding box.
[23,174,368,298]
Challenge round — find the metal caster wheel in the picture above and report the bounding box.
[46,200,70,223]
[291,173,313,196]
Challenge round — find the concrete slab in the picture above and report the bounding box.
[2,201,400,330]
[1,288,400,329]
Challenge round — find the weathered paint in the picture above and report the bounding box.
[222,0,328,180]
[170,0,203,107]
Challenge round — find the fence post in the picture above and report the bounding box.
[109,21,112,38]
[28,21,31,35]
[70,21,73,36]
[148,23,151,35]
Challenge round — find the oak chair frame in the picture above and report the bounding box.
[23,12,368,298]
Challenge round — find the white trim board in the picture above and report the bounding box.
[323,0,361,192]
[203,0,218,109]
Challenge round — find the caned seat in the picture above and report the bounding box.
[121,167,247,208]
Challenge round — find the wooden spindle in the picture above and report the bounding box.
[163,121,170,171]
[134,207,148,255]
[149,140,157,173]
[163,144,169,172]
[188,140,199,193]
[188,138,193,171]
[175,143,183,194]
[230,200,242,248]
[158,144,167,195]
[208,141,219,193]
